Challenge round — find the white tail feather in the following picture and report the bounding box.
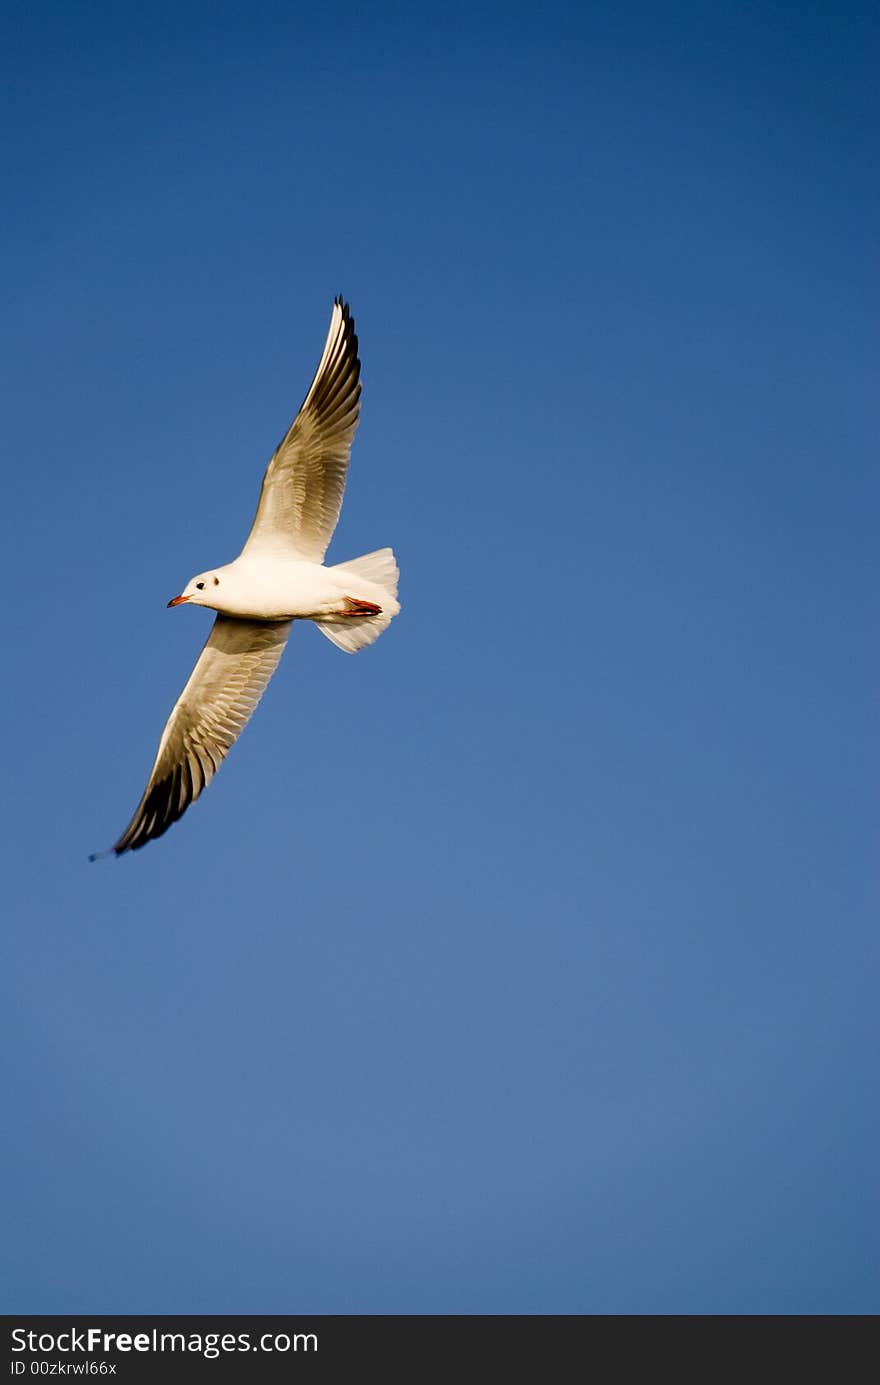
[316,547,400,654]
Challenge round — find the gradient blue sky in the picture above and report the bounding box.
[2,0,877,1314]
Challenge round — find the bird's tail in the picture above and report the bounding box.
[316,547,401,653]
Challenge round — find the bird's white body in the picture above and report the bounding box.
[216,556,347,621]
[98,297,401,856]
[183,554,396,623]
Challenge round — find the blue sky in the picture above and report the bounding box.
[2,0,877,1313]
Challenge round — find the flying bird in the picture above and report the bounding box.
[94,298,399,857]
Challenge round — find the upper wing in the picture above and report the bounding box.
[242,297,362,562]
[110,616,292,855]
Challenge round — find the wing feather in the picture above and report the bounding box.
[111,615,291,855]
[242,297,362,562]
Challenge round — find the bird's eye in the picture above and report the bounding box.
[213,576,220,586]
[196,582,205,590]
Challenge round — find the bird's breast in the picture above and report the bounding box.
[218,560,344,620]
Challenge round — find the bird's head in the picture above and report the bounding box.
[167,572,222,609]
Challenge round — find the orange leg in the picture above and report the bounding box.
[342,595,382,616]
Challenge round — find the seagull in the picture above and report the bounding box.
[94,297,399,858]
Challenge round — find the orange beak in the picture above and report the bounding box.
[167,594,191,607]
